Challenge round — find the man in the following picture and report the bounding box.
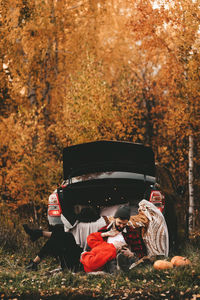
[80,205,147,273]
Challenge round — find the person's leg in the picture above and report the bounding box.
[26,255,41,271]
[104,259,117,274]
[117,253,136,272]
[25,225,82,271]
[23,224,47,242]
[58,232,83,271]
[23,223,63,241]
[25,225,63,271]
[42,231,52,238]
[26,238,55,271]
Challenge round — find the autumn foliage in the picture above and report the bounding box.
[0,0,200,226]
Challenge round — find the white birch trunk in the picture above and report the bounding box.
[188,134,194,233]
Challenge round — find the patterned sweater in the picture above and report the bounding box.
[98,223,147,259]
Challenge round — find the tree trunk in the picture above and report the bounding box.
[188,134,194,233]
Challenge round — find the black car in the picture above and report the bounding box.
[47,140,181,250]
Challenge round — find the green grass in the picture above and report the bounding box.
[0,241,200,300]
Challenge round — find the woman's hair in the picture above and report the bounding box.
[76,206,100,223]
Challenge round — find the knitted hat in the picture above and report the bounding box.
[114,205,131,220]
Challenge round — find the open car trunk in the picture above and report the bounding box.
[63,140,155,179]
[60,141,156,219]
[59,176,155,217]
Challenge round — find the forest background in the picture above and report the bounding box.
[0,0,200,235]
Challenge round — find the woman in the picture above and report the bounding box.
[23,206,108,271]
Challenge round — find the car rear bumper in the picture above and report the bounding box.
[48,215,63,226]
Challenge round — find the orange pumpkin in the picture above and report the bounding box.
[153,260,173,270]
[171,256,184,265]
[171,256,191,267]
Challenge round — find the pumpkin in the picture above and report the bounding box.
[170,256,184,265]
[171,256,191,267]
[153,260,173,270]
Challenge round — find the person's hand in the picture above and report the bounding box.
[120,247,134,258]
[108,229,120,237]
[112,241,125,250]
[101,229,119,238]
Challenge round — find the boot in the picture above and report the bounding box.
[104,259,118,274]
[23,224,43,242]
[26,260,38,271]
[117,253,135,272]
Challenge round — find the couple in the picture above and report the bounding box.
[23,200,169,273]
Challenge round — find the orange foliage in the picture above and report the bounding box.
[0,0,200,224]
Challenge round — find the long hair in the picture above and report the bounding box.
[76,207,100,223]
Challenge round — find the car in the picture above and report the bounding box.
[47,140,182,251]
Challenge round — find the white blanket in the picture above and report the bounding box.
[138,199,169,257]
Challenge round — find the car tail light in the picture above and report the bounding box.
[48,193,62,217]
[149,190,165,213]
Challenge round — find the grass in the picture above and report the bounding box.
[0,212,200,299]
[0,241,200,300]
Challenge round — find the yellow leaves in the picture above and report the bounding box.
[0,0,199,223]
[0,104,62,210]
[6,5,20,28]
